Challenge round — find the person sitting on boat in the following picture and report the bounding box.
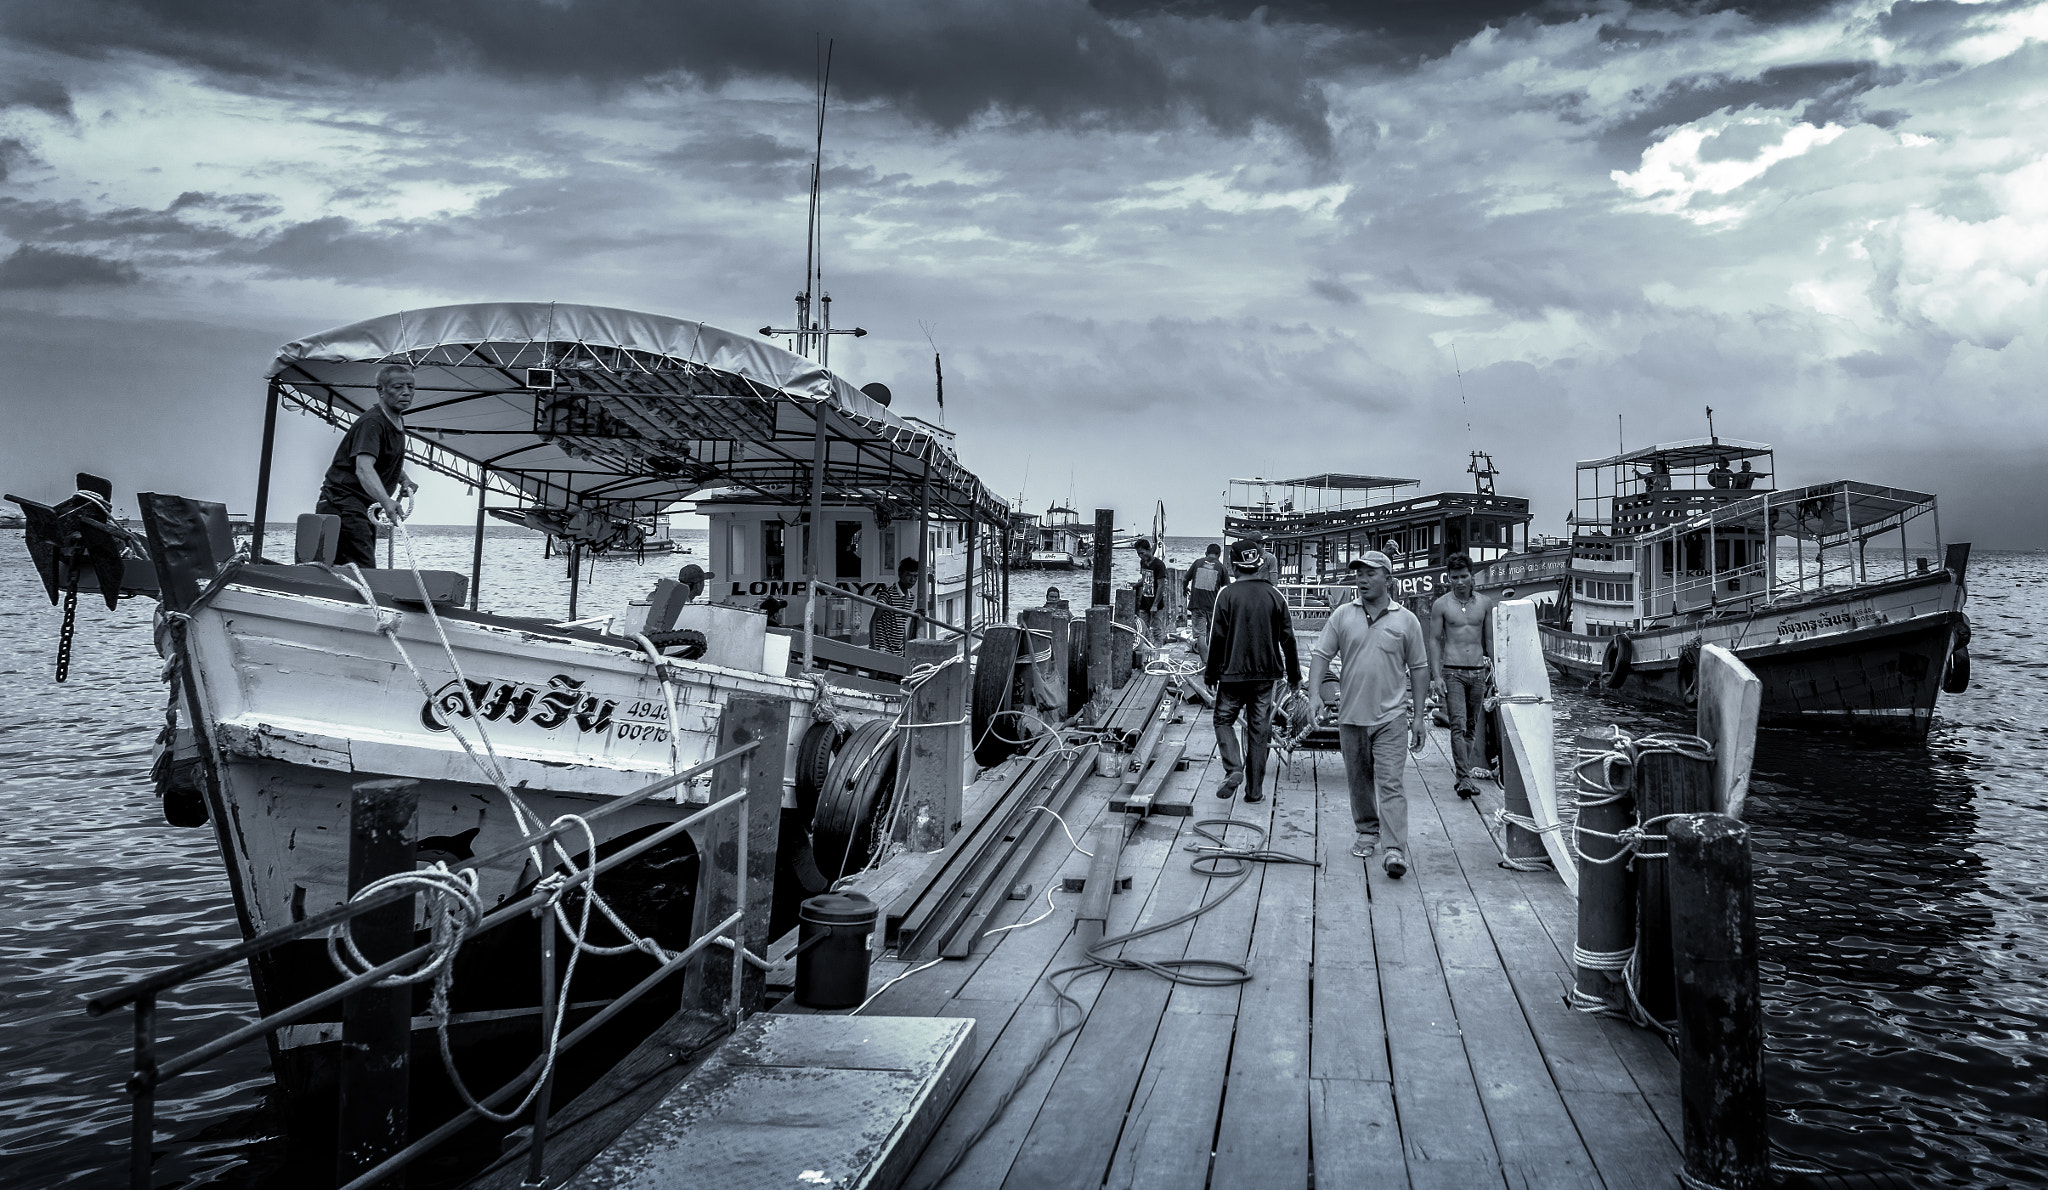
[759,592,786,627]
[1708,457,1734,488]
[315,363,418,568]
[870,556,922,654]
[677,563,711,602]
[1634,458,1672,492]
[1733,460,1761,489]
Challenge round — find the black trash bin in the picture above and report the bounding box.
[794,891,878,1009]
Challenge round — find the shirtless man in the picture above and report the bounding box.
[1427,553,1492,798]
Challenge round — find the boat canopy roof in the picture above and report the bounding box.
[1632,479,1935,545]
[1249,473,1418,490]
[1576,438,1772,471]
[268,302,1010,524]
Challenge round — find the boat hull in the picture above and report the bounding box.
[176,578,896,1082]
[1541,573,1964,739]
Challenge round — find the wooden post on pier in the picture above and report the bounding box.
[1092,509,1114,609]
[685,695,790,1018]
[1018,607,1068,714]
[1633,740,1714,1024]
[1085,605,1111,713]
[1112,588,1136,689]
[1573,728,1635,1011]
[900,637,967,852]
[337,778,418,1187]
[1668,812,1768,1190]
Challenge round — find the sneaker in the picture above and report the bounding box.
[1350,837,1377,859]
[1456,784,1480,800]
[1382,849,1407,879]
[1216,771,1242,799]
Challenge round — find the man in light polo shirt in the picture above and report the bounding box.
[1309,552,1430,878]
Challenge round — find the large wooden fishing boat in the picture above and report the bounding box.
[86,302,1012,1097]
[1011,503,1088,570]
[1222,454,1541,638]
[1539,436,1969,739]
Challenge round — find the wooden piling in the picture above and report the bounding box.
[1112,589,1137,690]
[1018,607,1069,714]
[337,778,419,1187]
[901,638,967,852]
[1092,509,1114,608]
[1572,729,1635,1011]
[1085,606,1111,714]
[1668,813,1768,1190]
[684,695,790,1018]
[1633,742,1714,1024]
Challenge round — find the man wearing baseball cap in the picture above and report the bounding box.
[1308,552,1430,878]
[1202,539,1301,803]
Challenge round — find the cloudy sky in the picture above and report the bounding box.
[1,0,2044,546]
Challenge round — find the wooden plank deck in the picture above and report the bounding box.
[777,698,1682,1189]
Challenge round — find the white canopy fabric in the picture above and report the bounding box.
[268,302,1009,524]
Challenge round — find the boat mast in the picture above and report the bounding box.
[761,39,865,360]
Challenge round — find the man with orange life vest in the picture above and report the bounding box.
[316,364,418,568]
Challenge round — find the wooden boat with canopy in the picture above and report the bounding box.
[1539,436,1970,739]
[136,301,1014,1099]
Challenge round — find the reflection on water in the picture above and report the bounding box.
[1,531,2042,1188]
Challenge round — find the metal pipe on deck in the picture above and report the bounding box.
[251,381,280,562]
[470,479,486,611]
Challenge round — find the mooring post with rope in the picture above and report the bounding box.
[1668,812,1768,1190]
[683,696,789,1020]
[901,637,967,852]
[337,778,419,1186]
[1018,606,1068,714]
[1634,740,1715,1024]
[1111,588,1137,689]
[1572,728,1636,1014]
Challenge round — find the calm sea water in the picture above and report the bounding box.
[0,529,2040,1187]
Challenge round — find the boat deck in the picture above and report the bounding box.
[795,705,1684,1189]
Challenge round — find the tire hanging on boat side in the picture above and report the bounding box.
[792,720,840,820]
[1601,633,1633,689]
[973,624,1025,767]
[811,718,897,881]
[1942,616,1971,694]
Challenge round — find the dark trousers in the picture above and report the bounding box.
[1443,666,1489,789]
[317,499,378,568]
[1214,679,1277,796]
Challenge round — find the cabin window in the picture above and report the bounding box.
[728,523,746,578]
[763,522,786,581]
[835,521,862,580]
[1715,539,1730,571]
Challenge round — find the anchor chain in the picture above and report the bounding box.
[55,564,81,682]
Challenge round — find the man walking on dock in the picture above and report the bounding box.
[1204,541,1300,803]
[1132,539,1170,643]
[1428,553,1493,799]
[315,363,418,568]
[1183,543,1230,664]
[1311,552,1429,878]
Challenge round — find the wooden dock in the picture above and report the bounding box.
[806,701,1684,1190]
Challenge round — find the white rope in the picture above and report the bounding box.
[849,957,945,1016]
[633,632,688,786]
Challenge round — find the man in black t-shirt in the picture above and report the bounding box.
[315,364,417,567]
[1132,538,1170,643]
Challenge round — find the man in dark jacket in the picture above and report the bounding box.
[1204,540,1301,802]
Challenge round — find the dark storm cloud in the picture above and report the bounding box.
[0,73,71,118]
[0,195,250,252]
[0,137,33,182]
[0,244,139,288]
[0,0,1362,149]
[1596,62,1898,159]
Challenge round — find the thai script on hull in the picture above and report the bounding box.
[422,674,617,736]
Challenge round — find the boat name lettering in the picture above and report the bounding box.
[1776,612,1854,637]
[422,674,617,736]
[725,580,890,599]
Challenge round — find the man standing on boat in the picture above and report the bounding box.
[1183,543,1230,665]
[1132,539,1170,643]
[1427,553,1492,799]
[315,364,417,568]
[869,556,922,654]
[1311,552,1429,878]
[1204,541,1301,803]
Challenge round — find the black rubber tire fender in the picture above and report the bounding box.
[1942,616,1971,694]
[1601,633,1634,689]
[792,720,840,820]
[973,625,1024,767]
[811,718,894,879]
[1066,619,1091,717]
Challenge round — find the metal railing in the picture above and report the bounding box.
[86,739,763,1190]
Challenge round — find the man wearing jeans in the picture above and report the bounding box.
[1310,553,1430,878]
[1427,553,1493,798]
[1204,540,1301,803]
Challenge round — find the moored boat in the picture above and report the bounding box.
[1538,436,1969,739]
